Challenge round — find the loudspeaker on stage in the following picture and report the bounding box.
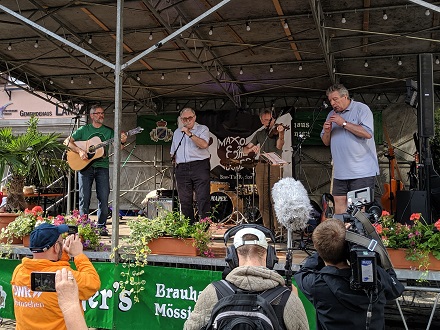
[146,197,176,219]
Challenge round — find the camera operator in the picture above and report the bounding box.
[294,219,404,330]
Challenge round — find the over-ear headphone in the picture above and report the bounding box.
[224,224,279,270]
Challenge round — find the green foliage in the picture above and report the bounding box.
[1,206,46,239]
[114,211,215,303]
[375,212,440,270]
[0,116,67,211]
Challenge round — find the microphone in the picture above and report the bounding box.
[272,177,312,231]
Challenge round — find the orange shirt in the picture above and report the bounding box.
[11,253,100,330]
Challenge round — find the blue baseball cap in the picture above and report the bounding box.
[30,223,69,253]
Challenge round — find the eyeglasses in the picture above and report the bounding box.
[181,116,195,121]
[92,112,105,115]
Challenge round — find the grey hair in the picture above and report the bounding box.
[180,107,195,117]
[326,84,349,98]
[90,104,103,114]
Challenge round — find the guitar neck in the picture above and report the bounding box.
[90,138,114,152]
[89,128,140,152]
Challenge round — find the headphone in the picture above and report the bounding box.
[224,224,279,270]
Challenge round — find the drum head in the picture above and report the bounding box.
[210,191,233,222]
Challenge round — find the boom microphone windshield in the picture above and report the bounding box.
[272,177,312,231]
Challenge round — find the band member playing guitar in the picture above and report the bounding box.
[64,105,127,235]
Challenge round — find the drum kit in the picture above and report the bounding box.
[210,158,260,224]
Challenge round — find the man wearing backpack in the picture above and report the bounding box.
[184,225,309,330]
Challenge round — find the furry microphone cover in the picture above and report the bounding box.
[272,177,312,231]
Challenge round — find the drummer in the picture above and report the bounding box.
[243,109,285,235]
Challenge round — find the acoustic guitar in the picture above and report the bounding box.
[67,126,144,171]
[381,125,404,214]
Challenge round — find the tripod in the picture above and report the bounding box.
[220,165,247,225]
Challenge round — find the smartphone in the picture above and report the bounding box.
[31,272,56,292]
[68,225,78,235]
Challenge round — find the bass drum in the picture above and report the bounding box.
[210,191,242,222]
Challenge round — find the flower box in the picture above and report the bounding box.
[0,213,22,244]
[147,237,198,256]
[387,248,440,271]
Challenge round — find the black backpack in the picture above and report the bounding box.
[201,280,290,330]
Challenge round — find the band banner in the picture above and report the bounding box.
[136,115,177,145]
[293,109,382,146]
[0,259,315,329]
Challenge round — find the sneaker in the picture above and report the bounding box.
[99,228,109,236]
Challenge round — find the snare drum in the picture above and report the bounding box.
[210,191,242,222]
[210,181,230,194]
[238,184,258,196]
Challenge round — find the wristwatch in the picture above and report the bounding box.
[342,121,347,128]
[188,133,194,138]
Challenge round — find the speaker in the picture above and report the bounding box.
[418,54,435,137]
[395,191,429,225]
[146,197,175,219]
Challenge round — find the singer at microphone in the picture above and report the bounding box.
[320,84,379,215]
[170,107,211,224]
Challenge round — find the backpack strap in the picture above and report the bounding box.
[213,281,290,330]
[212,280,236,299]
[260,286,290,330]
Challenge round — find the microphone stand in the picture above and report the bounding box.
[171,132,186,213]
[64,114,83,213]
[284,228,293,288]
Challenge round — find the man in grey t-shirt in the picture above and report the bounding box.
[320,84,379,214]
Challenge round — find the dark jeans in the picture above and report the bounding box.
[78,166,110,227]
[175,158,211,223]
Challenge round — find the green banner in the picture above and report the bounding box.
[293,109,382,146]
[136,115,177,145]
[0,259,316,329]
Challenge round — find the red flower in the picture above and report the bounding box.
[373,223,383,234]
[435,219,440,231]
[409,213,421,221]
[32,206,43,214]
[381,210,390,216]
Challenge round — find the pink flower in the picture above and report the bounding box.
[434,219,440,231]
[381,210,390,216]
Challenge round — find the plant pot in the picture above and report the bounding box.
[0,213,23,244]
[22,235,30,247]
[387,248,440,271]
[147,237,198,256]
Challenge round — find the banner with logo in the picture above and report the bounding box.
[136,115,177,145]
[0,260,315,329]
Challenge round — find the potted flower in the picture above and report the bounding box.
[53,210,105,251]
[0,116,67,212]
[374,211,440,271]
[124,211,215,259]
[115,211,215,303]
[0,206,50,245]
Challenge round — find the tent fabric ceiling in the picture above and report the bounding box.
[0,0,439,114]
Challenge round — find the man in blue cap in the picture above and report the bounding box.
[11,223,101,330]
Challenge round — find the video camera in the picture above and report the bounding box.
[338,188,380,291]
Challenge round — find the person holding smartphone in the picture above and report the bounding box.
[11,223,100,330]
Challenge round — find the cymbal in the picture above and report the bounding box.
[220,158,240,167]
[240,160,258,168]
